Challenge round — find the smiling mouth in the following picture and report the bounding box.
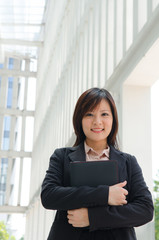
[91,128,104,132]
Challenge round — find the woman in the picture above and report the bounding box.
[41,88,153,240]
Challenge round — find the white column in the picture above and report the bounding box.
[122,84,154,240]
[122,84,152,187]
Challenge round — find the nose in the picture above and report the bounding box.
[93,115,102,125]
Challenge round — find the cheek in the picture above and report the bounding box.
[109,120,113,131]
[105,119,113,129]
[81,120,86,133]
[82,119,90,133]
[110,119,113,127]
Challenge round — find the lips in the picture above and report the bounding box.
[91,128,104,133]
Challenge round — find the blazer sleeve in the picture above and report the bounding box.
[41,148,109,211]
[88,155,154,231]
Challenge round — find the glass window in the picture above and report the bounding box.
[17,77,25,110]
[26,77,36,111]
[30,59,37,72]
[7,77,13,108]
[21,60,25,71]
[0,76,1,98]
[1,116,11,150]
[20,158,31,206]
[2,138,10,150]
[3,116,11,131]
[25,117,34,151]
[0,1,45,58]
[2,158,8,164]
[3,130,10,138]
[14,117,22,151]
[8,58,14,70]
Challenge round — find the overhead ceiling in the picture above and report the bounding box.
[124,38,159,87]
[0,0,47,62]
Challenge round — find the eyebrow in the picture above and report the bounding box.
[100,109,111,112]
[89,109,111,112]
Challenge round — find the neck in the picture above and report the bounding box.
[85,140,108,153]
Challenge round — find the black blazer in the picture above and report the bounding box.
[41,143,153,240]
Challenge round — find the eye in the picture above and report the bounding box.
[101,112,109,116]
[85,113,93,117]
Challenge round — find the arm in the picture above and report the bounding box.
[88,155,154,231]
[67,181,128,228]
[41,148,109,211]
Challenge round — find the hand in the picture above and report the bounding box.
[67,208,90,227]
[108,180,128,206]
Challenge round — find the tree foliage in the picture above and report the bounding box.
[0,221,16,240]
[0,221,9,240]
[154,171,159,240]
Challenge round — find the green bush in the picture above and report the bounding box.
[154,172,159,240]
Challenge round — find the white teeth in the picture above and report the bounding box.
[92,129,103,131]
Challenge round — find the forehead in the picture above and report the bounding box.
[91,99,111,111]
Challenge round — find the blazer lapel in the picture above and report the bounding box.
[68,142,86,162]
[64,143,86,186]
[109,145,127,183]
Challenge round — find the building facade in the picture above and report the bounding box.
[0,57,36,239]
[1,0,159,239]
[24,1,159,239]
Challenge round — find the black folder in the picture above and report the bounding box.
[70,160,118,187]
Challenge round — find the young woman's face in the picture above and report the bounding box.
[82,99,113,148]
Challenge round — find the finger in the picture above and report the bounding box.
[68,216,74,221]
[67,210,74,215]
[122,199,127,204]
[68,218,74,225]
[67,214,71,219]
[115,180,127,187]
[120,180,127,187]
[123,189,128,195]
[122,187,128,195]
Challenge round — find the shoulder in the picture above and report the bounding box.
[115,148,141,173]
[111,146,138,167]
[50,145,79,158]
[119,150,136,161]
[111,145,135,160]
